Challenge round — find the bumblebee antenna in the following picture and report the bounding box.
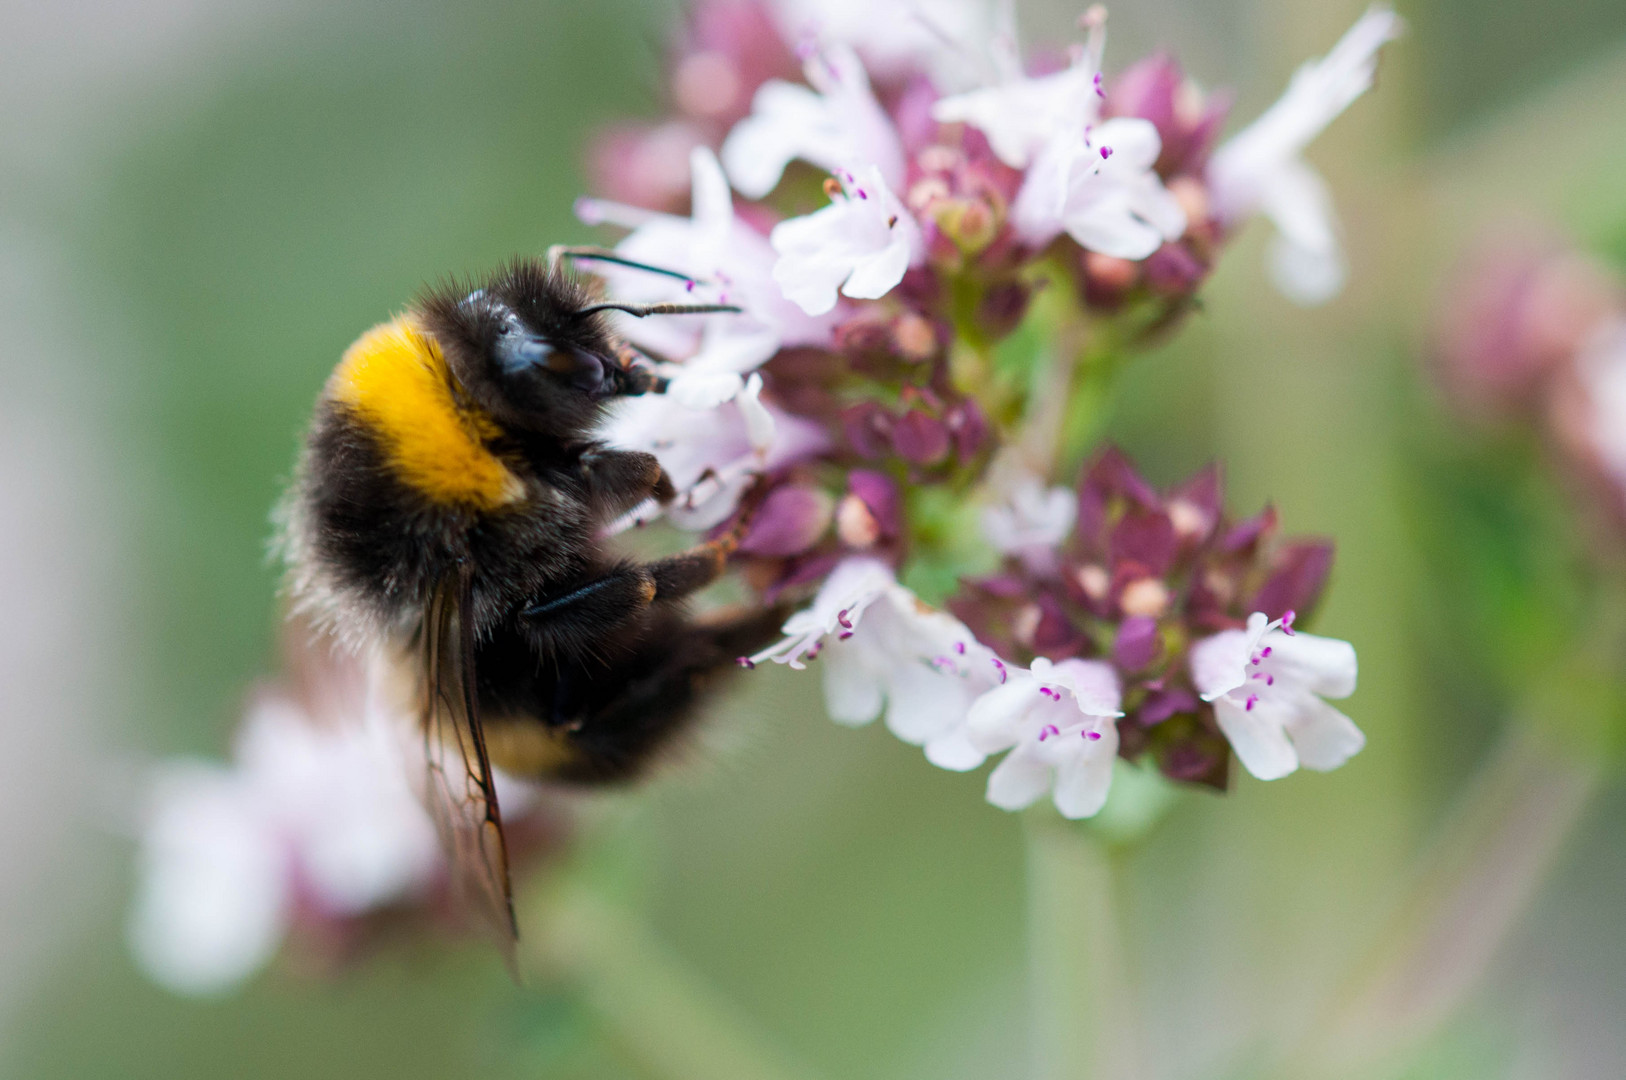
[574,301,742,319]
[547,244,703,285]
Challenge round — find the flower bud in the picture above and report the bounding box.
[932,197,999,255]
[1105,53,1229,177]
[1144,242,1208,298]
[892,312,939,361]
[1112,615,1162,671]
[1082,251,1141,308]
[1119,577,1171,618]
[841,402,895,459]
[1433,235,1623,420]
[892,409,952,465]
[841,469,902,546]
[1250,540,1334,622]
[739,484,837,556]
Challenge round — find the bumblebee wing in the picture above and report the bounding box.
[421,571,520,971]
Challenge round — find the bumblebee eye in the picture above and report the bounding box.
[546,349,607,394]
[492,330,608,394]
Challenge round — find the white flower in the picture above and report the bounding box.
[1575,318,1626,492]
[578,146,831,406]
[1189,611,1363,781]
[1207,6,1403,305]
[603,373,830,531]
[126,761,290,996]
[750,557,999,763]
[771,0,996,89]
[964,657,1124,819]
[770,165,924,315]
[127,680,440,995]
[929,5,1109,167]
[1011,116,1187,259]
[932,57,1099,170]
[981,469,1078,573]
[721,43,905,200]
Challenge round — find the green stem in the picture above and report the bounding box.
[1280,725,1604,1077]
[528,883,822,1080]
[1024,812,1144,1080]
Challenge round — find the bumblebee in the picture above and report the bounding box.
[278,251,782,960]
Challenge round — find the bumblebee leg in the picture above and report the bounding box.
[577,447,675,512]
[644,476,772,599]
[548,604,796,783]
[519,567,657,657]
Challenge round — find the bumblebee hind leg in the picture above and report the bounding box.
[550,604,792,784]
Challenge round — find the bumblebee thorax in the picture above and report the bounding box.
[327,316,525,510]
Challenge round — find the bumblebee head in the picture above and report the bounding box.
[420,260,657,441]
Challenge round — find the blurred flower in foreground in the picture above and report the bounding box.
[128,631,566,995]
[1432,231,1626,535]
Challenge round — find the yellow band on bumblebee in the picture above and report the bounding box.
[329,317,524,510]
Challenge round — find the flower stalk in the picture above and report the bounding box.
[529,881,823,1080]
[1025,811,1144,1080]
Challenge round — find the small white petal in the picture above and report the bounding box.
[1268,630,1359,699]
[1050,725,1119,819]
[965,680,1036,755]
[736,373,777,452]
[1285,694,1366,771]
[986,742,1054,811]
[839,233,913,299]
[668,371,746,409]
[1270,233,1347,306]
[1190,629,1251,700]
[924,727,988,772]
[1049,658,1123,718]
[822,646,887,725]
[1213,695,1300,781]
[931,62,1096,169]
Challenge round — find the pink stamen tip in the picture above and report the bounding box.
[736,657,755,669]
[1099,146,1114,160]
[955,642,966,655]
[839,631,855,640]
[1261,646,1273,658]
[1245,694,1259,711]
[1266,675,1275,686]
[1039,724,1060,741]
[836,610,853,629]
[685,280,696,292]
[1086,731,1102,740]
[857,188,869,199]
[1282,611,1297,635]
[1250,653,1261,666]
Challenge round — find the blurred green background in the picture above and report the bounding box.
[1,0,1624,1078]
